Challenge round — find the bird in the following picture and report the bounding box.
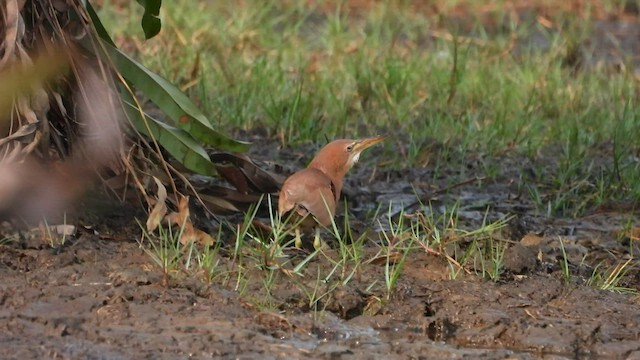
[278,136,384,238]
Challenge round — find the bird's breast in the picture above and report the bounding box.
[278,168,338,227]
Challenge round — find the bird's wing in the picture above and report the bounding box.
[278,168,336,227]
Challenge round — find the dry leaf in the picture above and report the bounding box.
[179,224,214,246]
[163,195,215,246]
[165,194,189,228]
[209,152,283,194]
[145,177,168,232]
[178,223,197,245]
[520,233,544,247]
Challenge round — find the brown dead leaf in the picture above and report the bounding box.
[163,195,214,246]
[208,152,283,194]
[145,177,168,232]
[179,224,214,246]
[0,122,37,147]
[165,194,189,228]
[178,224,197,245]
[520,233,544,247]
[198,186,262,214]
[146,202,166,233]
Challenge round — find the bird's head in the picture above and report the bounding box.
[308,136,385,179]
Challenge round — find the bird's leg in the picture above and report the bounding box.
[294,228,303,249]
[312,227,329,250]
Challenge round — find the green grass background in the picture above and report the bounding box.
[99,0,640,216]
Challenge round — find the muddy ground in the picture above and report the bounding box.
[2,235,639,359]
[3,2,640,359]
[2,135,640,359]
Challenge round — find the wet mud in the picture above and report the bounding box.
[2,229,640,359]
[2,139,640,359]
[4,1,640,359]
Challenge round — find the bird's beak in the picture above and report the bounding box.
[353,135,385,153]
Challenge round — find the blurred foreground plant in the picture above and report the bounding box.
[0,0,273,223]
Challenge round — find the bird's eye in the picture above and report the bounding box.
[346,144,354,152]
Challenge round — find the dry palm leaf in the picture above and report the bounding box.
[196,185,263,215]
[209,152,284,194]
[180,151,284,215]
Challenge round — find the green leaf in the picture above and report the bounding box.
[84,0,249,174]
[123,100,216,176]
[85,2,116,46]
[104,41,250,153]
[135,0,162,40]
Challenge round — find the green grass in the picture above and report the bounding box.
[587,258,637,294]
[97,0,637,150]
[138,190,522,316]
[138,219,187,283]
[97,0,640,217]
[558,236,572,284]
[138,190,638,315]
[106,0,640,310]
[0,235,16,246]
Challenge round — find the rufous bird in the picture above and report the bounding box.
[278,136,384,238]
